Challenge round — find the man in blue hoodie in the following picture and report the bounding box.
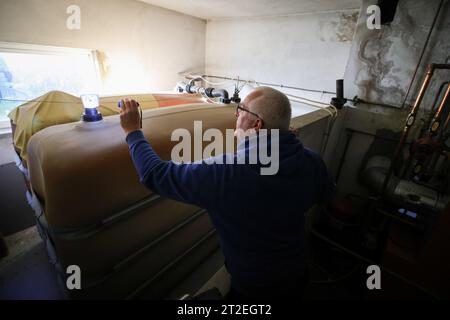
[120,87,335,300]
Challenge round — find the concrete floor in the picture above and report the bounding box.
[0,226,229,300]
[0,227,351,300]
[0,226,65,299]
[0,224,434,300]
[0,224,338,300]
[0,162,36,236]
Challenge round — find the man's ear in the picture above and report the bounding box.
[253,118,263,132]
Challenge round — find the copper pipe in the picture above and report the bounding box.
[431,81,450,112]
[432,83,450,124]
[423,81,450,131]
[379,63,450,198]
[418,83,450,181]
[441,85,450,132]
[412,64,439,113]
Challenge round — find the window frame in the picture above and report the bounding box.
[0,41,101,131]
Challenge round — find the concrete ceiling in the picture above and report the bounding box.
[138,0,362,20]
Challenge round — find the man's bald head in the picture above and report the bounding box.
[246,87,291,131]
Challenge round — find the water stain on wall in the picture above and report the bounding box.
[319,10,358,43]
[351,0,450,108]
[354,0,421,106]
[335,11,359,42]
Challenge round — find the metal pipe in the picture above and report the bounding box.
[422,80,450,133]
[443,106,450,133]
[432,82,450,118]
[203,75,399,108]
[336,79,344,100]
[201,74,337,95]
[209,88,230,101]
[405,80,450,180]
[412,64,439,114]
[429,83,450,134]
[350,96,401,109]
[182,82,231,103]
[363,156,449,212]
[379,64,450,198]
[430,81,449,112]
[331,79,347,109]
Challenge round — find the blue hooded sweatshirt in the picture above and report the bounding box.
[126,129,335,297]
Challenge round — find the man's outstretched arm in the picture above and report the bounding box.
[119,99,218,209]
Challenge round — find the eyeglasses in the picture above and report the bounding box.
[235,105,263,121]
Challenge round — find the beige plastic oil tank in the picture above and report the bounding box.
[8,90,205,169]
[26,102,237,299]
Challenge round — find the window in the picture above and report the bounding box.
[0,42,100,131]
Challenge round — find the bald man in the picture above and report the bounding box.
[120,87,335,300]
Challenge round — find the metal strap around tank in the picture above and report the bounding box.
[126,229,218,299]
[79,208,210,289]
[46,193,162,240]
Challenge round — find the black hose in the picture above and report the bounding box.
[184,83,231,104]
[210,88,228,100]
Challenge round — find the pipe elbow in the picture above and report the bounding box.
[211,89,228,99]
[210,88,230,103]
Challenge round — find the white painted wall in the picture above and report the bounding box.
[0,0,206,94]
[205,10,359,102]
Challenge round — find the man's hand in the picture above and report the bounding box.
[119,99,141,135]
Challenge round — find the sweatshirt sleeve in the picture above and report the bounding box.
[125,130,219,209]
